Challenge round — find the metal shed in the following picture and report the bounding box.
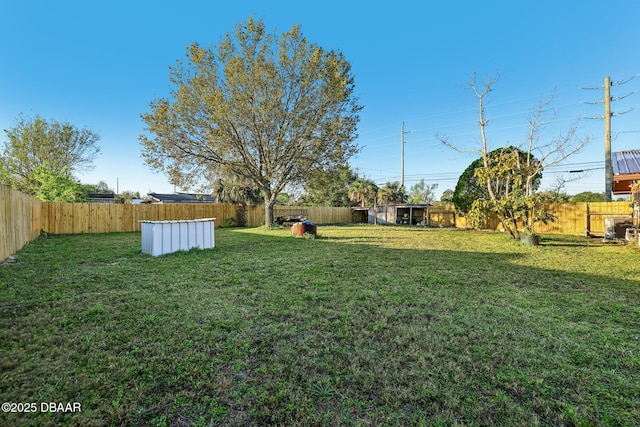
[353,204,430,225]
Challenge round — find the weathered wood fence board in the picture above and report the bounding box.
[244,205,352,227]
[245,205,264,228]
[427,206,456,227]
[452,202,632,236]
[534,203,586,235]
[0,185,42,262]
[41,203,242,234]
[584,201,633,236]
[38,204,355,234]
[293,206,352,225]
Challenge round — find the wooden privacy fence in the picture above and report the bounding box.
[524,202,632,236]
[42,203,238,234]
[1,187,636,261]
[276,206,352,225]
[427,206,456,227]
[23,201,640,236]
[40,203,354,234]
[0,185,42,262]
[454,202,633,236]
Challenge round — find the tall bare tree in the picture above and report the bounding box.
[140,18,362,226]
[439,73,590,239]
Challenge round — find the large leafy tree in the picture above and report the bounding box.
[32,165,89,202]
[0,115,101,195]
[452,146,542,214]
[140,17,362,226]
[300,164,357,206]
[407,179,438,204]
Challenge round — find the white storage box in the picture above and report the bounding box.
[141,218,215,256]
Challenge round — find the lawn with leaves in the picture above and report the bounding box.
[1,226,639,426]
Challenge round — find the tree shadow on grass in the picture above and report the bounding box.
[537,233,626,247]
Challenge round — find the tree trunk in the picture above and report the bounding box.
[498,214,518,239]
[236,202,247,227]
[265,200,275,227]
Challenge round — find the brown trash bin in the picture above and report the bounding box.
[291,222,317,237]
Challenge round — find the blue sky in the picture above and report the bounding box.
[1,0,639,199]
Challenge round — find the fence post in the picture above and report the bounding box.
[585,203,590,237]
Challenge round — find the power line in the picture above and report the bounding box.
[356,91,591,150]
[612,74,639,86]
[613,130,640,140]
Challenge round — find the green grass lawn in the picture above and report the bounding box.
[1,226,639,426]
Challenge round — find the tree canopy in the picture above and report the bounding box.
[569,191,606,203]
[439,189,454,204]
[140,17,362,225]
[0,115,101,196]
[348,178,378,207]
[407,180,438,205]
[452,146,542,214]
[377,181,407,204]
[32,166,89,202]
[300,164,357,206]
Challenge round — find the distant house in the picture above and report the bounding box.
[612,149,640,195]
[88,193,116,204]
[148,192,216,204]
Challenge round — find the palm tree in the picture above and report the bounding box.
[214,176,262,226]
[348,178,378,207]
[377,181,407,204]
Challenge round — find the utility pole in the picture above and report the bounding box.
[400,122,412,189]
[585,75,638,200]
[604,76,612,201]
[401,122,405,188]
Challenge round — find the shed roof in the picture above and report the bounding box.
[612,150,640,175]
[87,193,115,199]
[148,192,216,203]
[612,149,640,194]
